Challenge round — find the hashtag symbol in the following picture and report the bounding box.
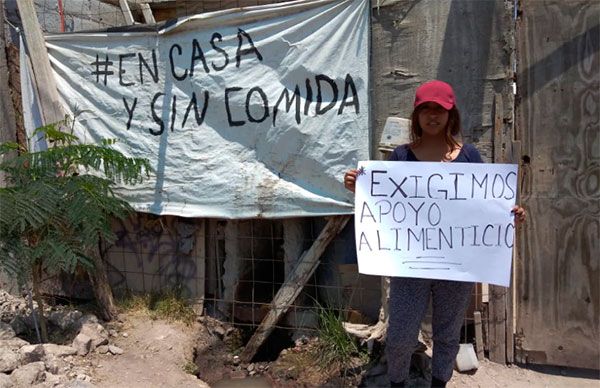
[90,54,114,85]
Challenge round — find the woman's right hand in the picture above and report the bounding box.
[344,169,358,193]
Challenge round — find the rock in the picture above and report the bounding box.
[78,315,99,326]
[72,334,93,356]
[43,371,63,386]
[8,317,27,336]
[10,361,45,386]
[0,338,29,350]
[65,380,96,388]
[0,373,12,388]
[249,370,256,376]
[121,333,128,338]
[48,310,83,330]
[232,355,240,366]
[44,355,68,374]
[247,363,255,372]
[293,335,309,347]
[19,314,38,331]
[41,344,77,358]
[76,374,91,382]
[108,330,117,338]
[95,345,109,354]
[0,348,20,373]
[79,323,108,350]
[0,323,16,340]
[108,345,123,355]
[18,344,45,364]
[212,325,226,339]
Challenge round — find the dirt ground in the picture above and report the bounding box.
[86,312,599,387]
[448,360,599,388]
[89,313,209,388]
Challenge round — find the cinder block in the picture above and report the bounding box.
[455,343,479,372]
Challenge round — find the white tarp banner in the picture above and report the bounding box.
[43,0,369,218]
[354,161,518,286]
[20,35,47,152]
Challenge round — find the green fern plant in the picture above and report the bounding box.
[0,116,151,341]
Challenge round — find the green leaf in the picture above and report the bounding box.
[0,142,21,155]
[33,122,79,145]
[0,115,150,286]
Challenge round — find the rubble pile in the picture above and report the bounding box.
[0,290,123,388]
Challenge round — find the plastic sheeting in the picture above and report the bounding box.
[20,35,47,152]
[42,0,370,219]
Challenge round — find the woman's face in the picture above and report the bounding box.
[417,102,449,137]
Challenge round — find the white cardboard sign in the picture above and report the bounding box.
[354,161,518,286]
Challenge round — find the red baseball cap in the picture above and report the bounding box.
[414,80,455,110]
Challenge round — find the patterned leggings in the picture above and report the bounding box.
[386,277,474,383]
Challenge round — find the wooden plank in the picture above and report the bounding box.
[15,0,63,125]
[506,255,514,363]
[482,303,489,353]
[0,9,18,186]
[488,285,507,364]
[474,311,484,361]
[194,219,206,314]
[0,7,18,290]
[506,140,521,364]
[514,0,599,370]
[489,93,508,365]
[119,0,136,25]
[241,215,351,362]
[139,3,156,24]
[493,93,504,162]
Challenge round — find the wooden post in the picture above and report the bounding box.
[15,0,63,125]
[0,9,18,187]
[506,257,514,364]
[505,140,521,364]
[91,244,119,321]
[119,0,135,25]
[241,215,351,362]
[17,0,119,320]
[474,311,484,360]
[194,219,206,315]
[139,3,156,24]
[488,285,507,363]
[489,93,515,364]
[493,93,504,164]
[489,93,507,364]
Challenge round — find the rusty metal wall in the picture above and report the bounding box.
[515,0,599,370]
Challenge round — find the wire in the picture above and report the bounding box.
[4,17,20,33]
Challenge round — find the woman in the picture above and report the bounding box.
[343,80,526,387]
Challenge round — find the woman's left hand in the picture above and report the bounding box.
[512,205,527,224]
